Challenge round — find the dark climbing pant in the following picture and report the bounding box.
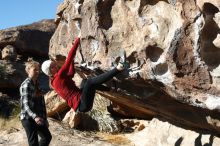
[21,118,52,146]
[78,67,120,112]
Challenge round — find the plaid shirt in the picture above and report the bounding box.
[19,78,47,120]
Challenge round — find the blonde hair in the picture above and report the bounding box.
[25,58,40,73]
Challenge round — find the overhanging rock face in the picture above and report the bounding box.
[49,0,220,134]
[0,19,56,57]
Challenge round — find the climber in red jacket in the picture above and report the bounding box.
[41,31,126,114]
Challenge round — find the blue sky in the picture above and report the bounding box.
[0,0,63,30]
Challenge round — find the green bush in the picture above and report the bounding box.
[0,96,20,119]
[0,64,6,78]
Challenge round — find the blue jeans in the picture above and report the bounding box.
[21,118,52,146]
[78,68,120,112]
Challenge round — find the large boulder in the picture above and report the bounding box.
[0,19,56,57]
[49,0,220,134]
[44,90,69,117]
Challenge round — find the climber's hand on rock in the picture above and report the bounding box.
[78,30,81,38]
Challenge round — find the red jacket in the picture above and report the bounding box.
[51,38,81,111]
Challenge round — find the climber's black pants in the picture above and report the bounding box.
[78,68,120,112]
[21,118,52,146]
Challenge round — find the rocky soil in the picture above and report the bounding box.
[0,118,220,146]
